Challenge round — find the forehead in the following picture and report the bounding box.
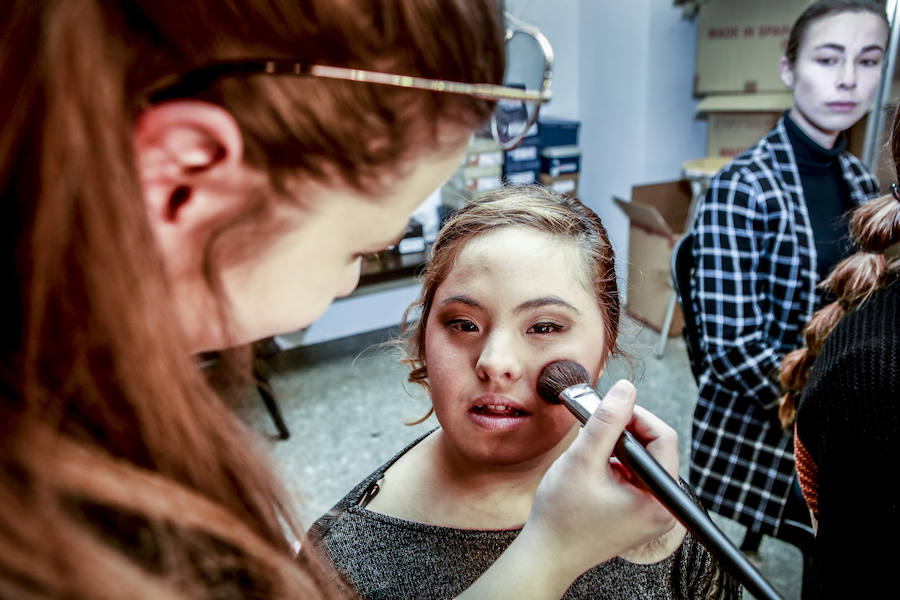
[799,11,887,53]
[438,226,595,301]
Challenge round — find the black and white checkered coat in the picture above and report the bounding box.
[687,117,879,536]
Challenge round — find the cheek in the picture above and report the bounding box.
[426,356,464,422]
[793,77,818,107]
[859,71,883,102]
[423,325,448,372]
[424,327,464,381]
[531,408,580,455]
[554,335,609,380]
[546,406,579,434]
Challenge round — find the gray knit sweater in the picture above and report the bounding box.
[309,433,741,600]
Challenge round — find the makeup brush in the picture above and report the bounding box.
[537,359,782,600]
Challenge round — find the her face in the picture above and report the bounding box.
[424,226,610,468]
[218,135,470,349]
[780,11,887,148]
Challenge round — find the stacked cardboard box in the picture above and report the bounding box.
[694,0,812,158]
[697,92,791,159]
[441,135,505,209]
[614,180,695,334]
[536,117,581,196]
[502,135,541,185]
[444,118,584,216]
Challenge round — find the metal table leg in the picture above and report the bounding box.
[656,290,678,357]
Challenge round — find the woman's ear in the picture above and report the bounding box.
[134,100,247,230]
[779,56,795,89]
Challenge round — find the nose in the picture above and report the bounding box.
[837,59,857,90]
[475,328,524,384]
[336,257,362,298]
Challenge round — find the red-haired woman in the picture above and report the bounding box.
[0,2,677,598]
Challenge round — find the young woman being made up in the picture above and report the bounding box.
[0,2,678,598]
[311,186,741,600]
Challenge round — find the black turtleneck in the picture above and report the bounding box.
[783,111,855,293]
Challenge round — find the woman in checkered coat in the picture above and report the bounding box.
[688,0,887,544]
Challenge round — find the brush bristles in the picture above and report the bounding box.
[536,360,591,404]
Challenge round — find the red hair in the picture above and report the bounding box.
[0,0,504,597]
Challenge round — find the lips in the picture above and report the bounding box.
[472,403,529,417]
[467,396,531,431]
[470,395,529,414]
[827,101,857,112]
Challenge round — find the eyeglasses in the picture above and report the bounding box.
[139,14,553,151]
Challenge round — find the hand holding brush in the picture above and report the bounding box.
[537,359,782,600]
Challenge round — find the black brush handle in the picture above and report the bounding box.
[559,383,782,600]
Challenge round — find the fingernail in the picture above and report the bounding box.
[605,380,635,405]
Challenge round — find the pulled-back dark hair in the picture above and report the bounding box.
[784,0,888,65]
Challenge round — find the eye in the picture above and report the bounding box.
[528,321,565,335]
[446,318,479,333]
[860,57,882,67]
[815,56,838,66]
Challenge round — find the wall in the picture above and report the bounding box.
[510,0,706,297]
[506,0,581,120]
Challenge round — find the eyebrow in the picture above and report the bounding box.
[438,294,581,315]
[439,295,483,309]
[813,43,885,54]
[515,296,581,315]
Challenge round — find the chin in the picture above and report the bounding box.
[817,112,866,135]
[468,432,574,468]
[471,448,550,468]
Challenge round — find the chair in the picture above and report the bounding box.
[655,159,726,358]
[670,233,815,597]
[670,232,704,385]
[252,339,290,440]
[196,345,291,440]
[253,356,290,440]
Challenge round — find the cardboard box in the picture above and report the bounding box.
[504,137,540,167]
[697,93,791,158]
[458,164,503,193]
[613,180,695,335]
[441,165,503,209]
[695,0,813,94]
[540,172,579,196]
[503,159,541,185]
[503,135,541,185]
[464,136,504,168]
[538,116,581,147]
[540,145,581,177]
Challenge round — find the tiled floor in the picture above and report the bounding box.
[234,317,803,599]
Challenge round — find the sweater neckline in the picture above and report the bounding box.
[783,111,847,173]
